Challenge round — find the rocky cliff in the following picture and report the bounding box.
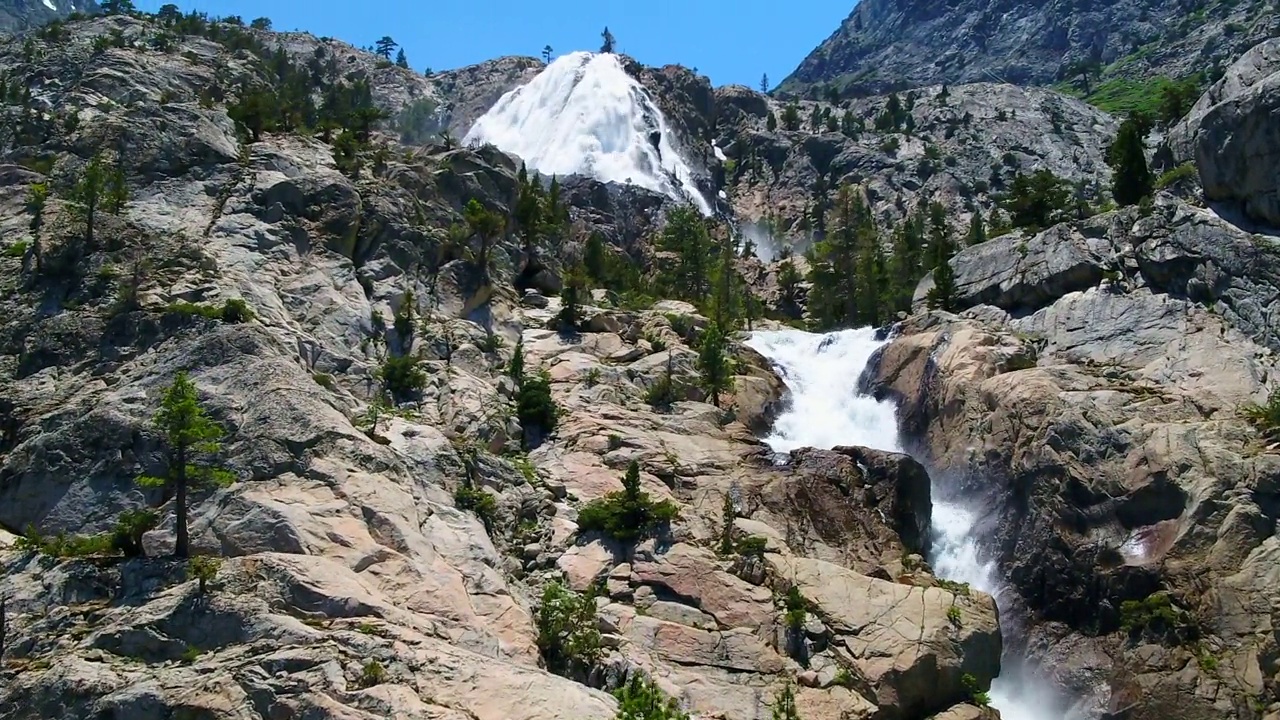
[862,42,1280,715]
[0,0,96,34]
[779,0,1280,97]
[0,11,1002,720]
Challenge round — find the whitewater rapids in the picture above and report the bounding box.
[464,51,711,214]
[746,328,1065,720]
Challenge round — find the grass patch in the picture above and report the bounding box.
[2,240,29,258]
[936,578,971,596]
[1156,162,1198,189]
[165,298,255,323]
[358,659,387,688]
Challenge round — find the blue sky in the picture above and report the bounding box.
[135,0,855,89]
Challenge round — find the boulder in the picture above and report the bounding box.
[769,555,1001,720]
[1167,39,1280,228]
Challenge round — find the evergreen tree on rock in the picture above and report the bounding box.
[600,27,615,54]
[136,372,235,558]
[1108,115,1153,207]
[375,36,398,59]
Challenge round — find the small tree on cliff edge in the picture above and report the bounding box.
[137,372,235,558]
[600,27,615,54]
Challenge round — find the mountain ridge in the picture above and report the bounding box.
[0,0,97,34]
[779,0,1280,98]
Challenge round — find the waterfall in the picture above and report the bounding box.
[746,328,1069,720]
[463,51,712,215]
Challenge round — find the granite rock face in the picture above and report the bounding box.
[0,12,999,720]
[1166,39,1280,229]
[868,197,1280,718]
[778,0,1280,97]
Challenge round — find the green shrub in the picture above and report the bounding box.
[14,525,113,558]
[585,367,602,386]
[784,586,808,631]
[833,667,854,688]
[219,298,254,323]
[378,354,426,400]
[576,461,679,544]
[165,298,255,323]
[180,645,202,664]
[936,578,972,596]
[535,582,601,677]
[359,659,387,687]
[2,240,29,258]
[735,536,768,557]
[643,370,679,409]
[962,673,991,706]
[312,372,335,390]
[517,369,558,447]
[454,484,497,531]
[612,673,691,720]
[1119,592,1186,636]
[187,556,223,595]
[1243,389,1280,440]
[110,508,159,557]
[947,605,963,626]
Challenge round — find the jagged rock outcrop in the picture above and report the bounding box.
[867,196,1280,719]
[1166,38,1280,229]
[778,0,1280,97]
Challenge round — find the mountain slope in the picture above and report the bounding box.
[779,0,1280,98]
[0,0,96,34]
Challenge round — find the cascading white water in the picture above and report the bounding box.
[464,50,712,215]
[746,328,1064,720]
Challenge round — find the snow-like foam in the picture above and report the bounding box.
[464,51,711,215]
[747,327,1071,720]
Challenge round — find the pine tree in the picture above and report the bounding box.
[1002,169,1073,230]
[463,198,505,277]
[375,36,398,59]
[708,235,743,329]
[542,45,553,63]
[841,110,858,138]
[71,153,108,247]
[657,206,712,305]
[558,266,585,332]
[106,154,129,214]
[101,0,135,14]
[698,322,731,407]
[580,231,605,281]
[766,111,777,132]
[759,73,769,94]
[966,208,987,246]
[926,212,958,311]
[509,337,525,383]
[136,372,235,558]
[772,684,802,720]
[250,17,272,30]
[600,27,615,54]
[1108,115,1153,207]
[781,103,800,131]
[719,493,736,555]
[395,48,409,68]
